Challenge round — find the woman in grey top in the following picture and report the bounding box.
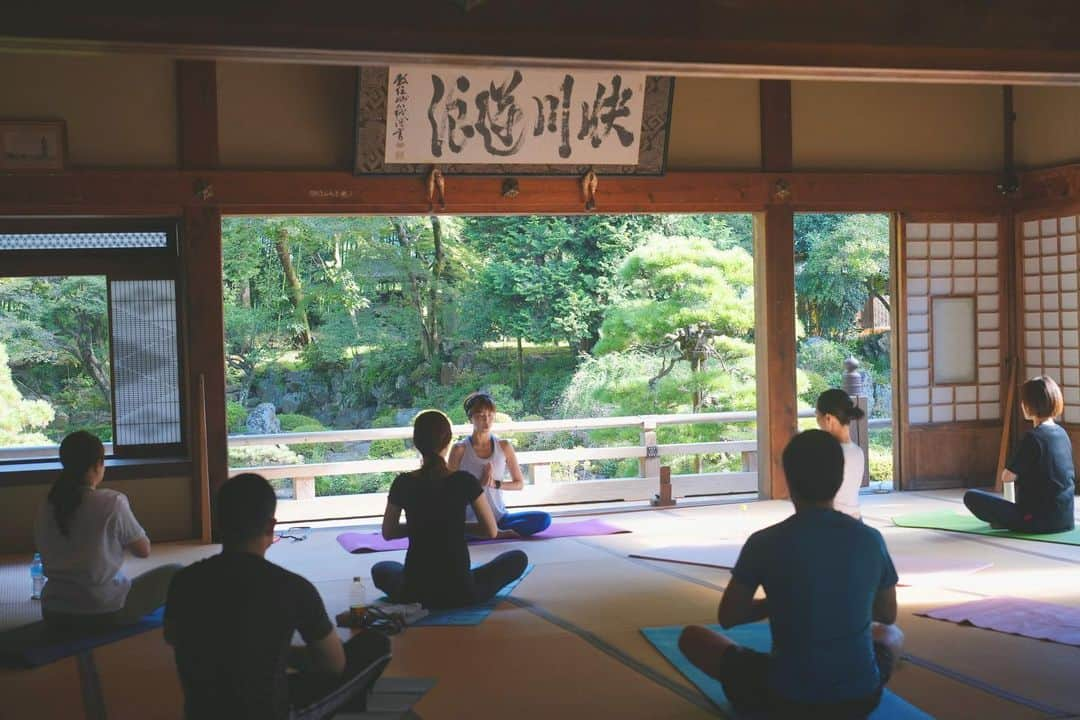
[34,431,181,629]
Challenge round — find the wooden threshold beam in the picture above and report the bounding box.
[0,170,1006,216]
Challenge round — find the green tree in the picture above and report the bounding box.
[594,235,756,414]
[795,214,889,339]
[0,342,54,446]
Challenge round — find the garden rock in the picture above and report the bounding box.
[395,408,422,427]
[246,403,282,435]
[278,392,303,415]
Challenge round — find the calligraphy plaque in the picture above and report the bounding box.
[356,65,672,175]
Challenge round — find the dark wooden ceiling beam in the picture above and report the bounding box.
[6,2,1080,79]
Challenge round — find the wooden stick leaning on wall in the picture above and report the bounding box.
[994,359,1018,493]
[197,374,212,543]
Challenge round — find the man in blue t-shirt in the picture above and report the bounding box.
[679,430,904,718]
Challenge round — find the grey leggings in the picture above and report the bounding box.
[43,563,183,630]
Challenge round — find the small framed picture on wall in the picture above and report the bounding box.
[0,120,67,171]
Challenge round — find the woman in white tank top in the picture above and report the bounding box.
[815,389,867,520]
[448,392,552,537]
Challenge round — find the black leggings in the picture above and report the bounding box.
[963,489,1072,534]
[371,549,528,609]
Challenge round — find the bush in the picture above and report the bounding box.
[277,413,323,432]
[291,422,330,462]
[316,473,392,496]
[226,401,249,433]
[368,411,412,459]
[797,338,848,404]
[228,444,302,467]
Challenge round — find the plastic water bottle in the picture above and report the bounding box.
[348,576,367,625]
[30,553,45,600]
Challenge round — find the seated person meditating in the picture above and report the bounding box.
[165,474,391,720]
[34,431,181,630]
[964,375,1076,534]
[816,388,867,520]
[372,409,528,609]
[679,430,904,719]
[449,392,552,538]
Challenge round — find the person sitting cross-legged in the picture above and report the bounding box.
[165,473,391,720]
[678,430,904,719]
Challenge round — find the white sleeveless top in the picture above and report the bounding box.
[458,435,508,521]
[835,442,865,520]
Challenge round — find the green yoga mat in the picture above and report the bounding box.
[893,510,1080,546]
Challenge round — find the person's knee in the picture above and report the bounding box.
[534,513,552,532]
[678,625,715,664]
[507,549,528,574]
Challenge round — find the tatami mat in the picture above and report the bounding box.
[1,490,1078,718]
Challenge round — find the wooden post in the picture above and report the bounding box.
[292,477,316,501]
[640,417,659,483]
[652,465,676,507]
[528,463,552,485]
[176,60,218,170]
[196,375,212,543]
[755,80,797,500]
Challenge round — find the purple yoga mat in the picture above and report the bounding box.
[917,597,1080,646]
[337,518,631,554]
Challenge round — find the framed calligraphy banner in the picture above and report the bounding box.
[355,66,672,175]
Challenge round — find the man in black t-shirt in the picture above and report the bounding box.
[165,474,391,720]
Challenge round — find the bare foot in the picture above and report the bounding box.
[496,529,521,539]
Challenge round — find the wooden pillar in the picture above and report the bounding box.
[176,60,218,170]
[182,207,228,530]
[755,80,797,500]
[178,60,223,538]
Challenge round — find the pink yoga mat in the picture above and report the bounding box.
[337,518,630,554]
[917,597,1080,646]
[629,544,992,586]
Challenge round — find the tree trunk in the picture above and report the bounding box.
[390,217,436,364]
[429,215,446,377]
[517,336,525,396]
[273,227,312,346]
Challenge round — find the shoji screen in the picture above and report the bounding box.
[1020,214,1080,423]
[903,220,1003,425]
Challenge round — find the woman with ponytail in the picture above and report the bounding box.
[372,410,528,609]
[815,389,867,519]
[34,431,182,629]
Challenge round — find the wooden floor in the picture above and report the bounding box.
[2,489,1079,719]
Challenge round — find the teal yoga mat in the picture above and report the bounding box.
[641,623,932,719]
[893,510,1080,546]
[392,565,533,626]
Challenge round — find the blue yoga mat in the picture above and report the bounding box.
[641,623,933,719]
[408,565,534,627]
[0,607,165,668]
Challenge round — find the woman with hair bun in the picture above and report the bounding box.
[372,410,528,609]
[815,389,867,519]
[34,431,181,629]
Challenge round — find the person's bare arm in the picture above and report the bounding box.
[717,579,769,629]
[305,629,347,675]
[448,443,465,473]
[382,502,407,540]
[500,441,526,490]
[466,494,499,539]
[872,585,898,625]
[127,537,151,558]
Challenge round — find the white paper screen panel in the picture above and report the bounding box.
[932,298,976,384]
[905,221,1000,425]
[1021,214,1080,424]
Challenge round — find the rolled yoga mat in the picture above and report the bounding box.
[641,622,932,719]
[893,510,1080,546]
[629,544,992,586]
[337,519,630,554]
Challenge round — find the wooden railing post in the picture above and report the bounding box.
[292,476,316,501]
[640,417,659,483]
[528,463,552,485]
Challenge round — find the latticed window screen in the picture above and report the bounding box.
[0,232,168,251]
[110,280,182,445]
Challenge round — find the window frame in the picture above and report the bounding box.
[0,217,187,468]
